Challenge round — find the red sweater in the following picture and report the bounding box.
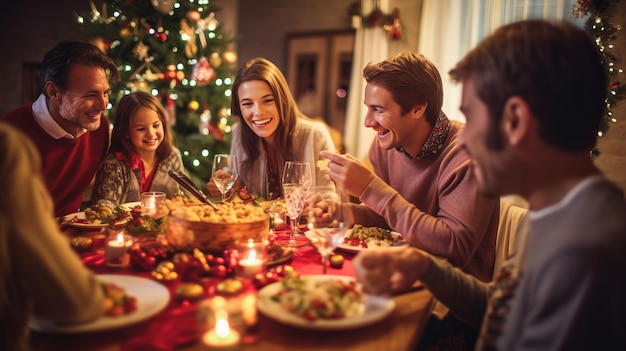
[1,104,109,217]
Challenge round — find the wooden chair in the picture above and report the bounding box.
[493,199,528,280]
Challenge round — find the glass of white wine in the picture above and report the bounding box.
[281,161,312,248]
[212,154,238,201]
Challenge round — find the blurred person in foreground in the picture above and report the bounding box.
[0,41,119,217]
[353,19,626,350]
[207,57,335,200]
[322,51,499,282]
[0,124,105,351]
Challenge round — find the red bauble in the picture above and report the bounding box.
[192,57,216,85]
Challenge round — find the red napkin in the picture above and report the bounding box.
[121,302,200,351]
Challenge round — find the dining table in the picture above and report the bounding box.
[29,224,436,351]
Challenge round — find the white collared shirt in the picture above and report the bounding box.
[32,94,86,139]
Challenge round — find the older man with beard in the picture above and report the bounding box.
[1,41,119,217]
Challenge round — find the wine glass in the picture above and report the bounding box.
[304,185,350,274]
[281,161,312,248]
[212,154,238,201]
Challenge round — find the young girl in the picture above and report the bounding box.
[207,57,336,200]
[90,91,185,207]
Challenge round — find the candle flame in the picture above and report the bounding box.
[247,249,256,260]
[116,233,124,244]
[215,317,230,338]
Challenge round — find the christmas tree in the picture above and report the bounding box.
[75,0,238,189]
[572,0,626,142]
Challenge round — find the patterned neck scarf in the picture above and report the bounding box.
[396,111,451,160]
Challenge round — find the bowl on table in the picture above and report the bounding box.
[166,203,269,254]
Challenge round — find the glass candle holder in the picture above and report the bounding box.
[199,296,242,350]
[104,231,133,267]
[233,239,268,280]
[141,191,166,217]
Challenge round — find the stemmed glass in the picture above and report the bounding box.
[304,185,350,274]
[281,161,312,248]
[212,154,238,201]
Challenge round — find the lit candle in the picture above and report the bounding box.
[237,249,263,279]
[105,233,131,267]
[202,310,241,349]
[274,215,286,230]
[141,191,165,217]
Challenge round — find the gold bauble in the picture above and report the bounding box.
[89,37,106,53]
[209,52,222,68]
[119,27,132,39]
[176,70,185,81]
[222,50,238,65]
[185,10,201,23]
[188,100,200,111]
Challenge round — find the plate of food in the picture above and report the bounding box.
[266,244,294,267]
[62,204,135,229]
[30,274,170,333]
[336,225,408,253]
[257,274,394,330]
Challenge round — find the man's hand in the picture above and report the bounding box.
[319,151,376,198]
[353,247,430,295]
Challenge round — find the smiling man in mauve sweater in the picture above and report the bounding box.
[1,41,119,217]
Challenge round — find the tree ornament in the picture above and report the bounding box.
[154,30,168,42]
[185,10,201,23]
[209,52,222,68]
[89,36,110,53]
[199,109,212,135]
[222,50,238,66]
[192,57,216,85]
[89,1,115,24]
[180,19,198,58]
[188,100,200,111]
[120,27,132,39]
[151,0,175,15]
[132,42,149,61]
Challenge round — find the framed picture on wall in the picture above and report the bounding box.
[286,29,355,137]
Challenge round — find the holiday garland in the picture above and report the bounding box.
[572,0,626,138]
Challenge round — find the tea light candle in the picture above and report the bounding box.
[105,233,132,267]
[237,249,263,279]
[202,310,241,350]
[141,191,165,217]
[273,215,286,231]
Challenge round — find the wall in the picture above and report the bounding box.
[0,0,90,115]
[0,0,624,192]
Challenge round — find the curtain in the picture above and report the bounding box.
[418,0,582,123]
[343,0,390,160]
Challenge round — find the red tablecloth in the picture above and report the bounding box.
[79,234,358,351]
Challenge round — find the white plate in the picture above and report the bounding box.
[62,211,110,229]
[62,203,139,229]
[30,274,170,333]
[257,275,394,330]
[123,201,142,208]
[336,228,408,253]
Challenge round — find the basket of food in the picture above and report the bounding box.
[166,202,269,253]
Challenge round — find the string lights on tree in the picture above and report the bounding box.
[572,0,626,148]
[76,0,239,186]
